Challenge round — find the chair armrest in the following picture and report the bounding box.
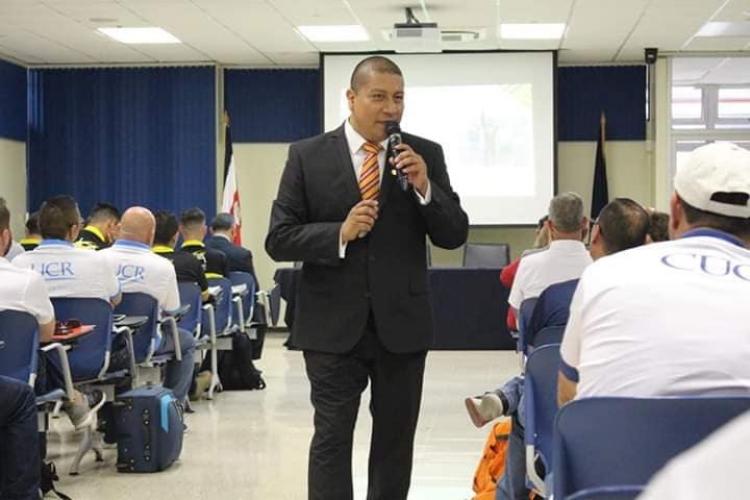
[40,342,75,400]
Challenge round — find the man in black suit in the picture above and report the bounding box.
[206,212,259,286]
[266,56,468,500]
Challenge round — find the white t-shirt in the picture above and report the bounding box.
[638,411,750,500]
[6,241,25,260]
[12,239,120,302]
[508,239,592,309]
[560,229,750,399]
[0,256,54,325]
[99,240,180,313]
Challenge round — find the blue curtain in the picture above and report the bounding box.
[558,65,646,141]
[27,66,216,218]
[0,59,26,141]
[224,69,320,142]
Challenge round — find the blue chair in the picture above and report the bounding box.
[52,298,116,382]
[567,485,644,500]
[463,243,510,268]
[553,396,750,499]
[177,282,203,337]
[530,325,565,350]
[114,293,161,365]
[523,343,561,496]
[0,310,40,385]
[518,297,539,354]
[206,277,235,337]
[268,284,281,327]
[229,271,256,330]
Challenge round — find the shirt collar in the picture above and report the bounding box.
[114,239,151,251]
[213,233,231,242]
[83,225,107,243]
[39,239,74,248]
[182,240,205,248]
[681,228,747,248]
[344,119,389,157]
[20,237,41,245]
[549,239,586,251]
[152,245,174,254]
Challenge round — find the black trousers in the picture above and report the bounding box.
[303,317,427,500]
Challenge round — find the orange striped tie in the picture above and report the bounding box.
[359,142,381,201]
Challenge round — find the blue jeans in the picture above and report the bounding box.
[493,376,525,422]
[157,328,196,402]
[0,375,39,500]
[496,411,529,500]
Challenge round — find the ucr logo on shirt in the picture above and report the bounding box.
[31,261,75,280]
[116,264,146,282]
[661,253,750,281]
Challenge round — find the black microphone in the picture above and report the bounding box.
[386,121,409,192]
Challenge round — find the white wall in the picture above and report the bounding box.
[0,137,27,237]
[234,139,653,289]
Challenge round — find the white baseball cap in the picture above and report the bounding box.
[674,142,750,218]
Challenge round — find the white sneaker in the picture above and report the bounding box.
[464,393,505,428]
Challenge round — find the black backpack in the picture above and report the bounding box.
[217,332,266,390]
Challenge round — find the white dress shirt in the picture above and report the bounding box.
[339,119,431,257]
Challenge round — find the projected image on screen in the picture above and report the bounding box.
[324,52,555,225]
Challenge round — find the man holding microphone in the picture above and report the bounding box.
[266,55,468,500]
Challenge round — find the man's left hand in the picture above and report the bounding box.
[391,143,429,196]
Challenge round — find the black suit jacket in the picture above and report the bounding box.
[266,124,468,354]
[205,235,260,288]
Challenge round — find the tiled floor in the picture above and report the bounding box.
[50,334,518,499]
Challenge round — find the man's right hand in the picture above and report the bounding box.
[341,200,379,243]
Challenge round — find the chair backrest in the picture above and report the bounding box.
[114,293,159,363]
[207,277,233,335]
[177,282,202,336]
[0,310,39,385]
[531,324,565,350]
[518,297,538,352]
[229,271,256,324]
[554,396,750,499]
[463,243,510,269]
[524,344,561,471]
[52,298,114,380]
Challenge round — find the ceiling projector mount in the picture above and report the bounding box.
[386,7,482,53]
[389,7,441,53]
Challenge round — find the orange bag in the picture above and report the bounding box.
[472,419,511,500]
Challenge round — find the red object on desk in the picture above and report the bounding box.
[51,325,95,341]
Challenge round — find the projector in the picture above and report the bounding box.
[390,22,442,53]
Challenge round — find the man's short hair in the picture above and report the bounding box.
[211,213,235,232]
[596,198,650,254]
[154,210,178,246]
[88,202,120,223]
[26,211,40,234]
[39,195,79,240]
[648,211,670,242]
[180,207,206,229]
[548,192,585,233]
[679,195,750,240]
[350,56,403,91]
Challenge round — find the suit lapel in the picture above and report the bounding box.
[331,126,362,204]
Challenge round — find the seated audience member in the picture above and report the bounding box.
[0,198,25,260]
[179,207,228,278]
[153,210,209,302]
[647,208,670,242]
[499,215,549,332]
[99,207,196,405]
[638,410,750,500]
[508,192,592,321]
[4,198,106,428]
[75,202,120,250]
[467,198,651,500]
[20,211,42,251]
[558,142,750,408]
[206,212,259,285]
[0,376,39,499]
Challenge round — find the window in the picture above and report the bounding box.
[672,86,703,120]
